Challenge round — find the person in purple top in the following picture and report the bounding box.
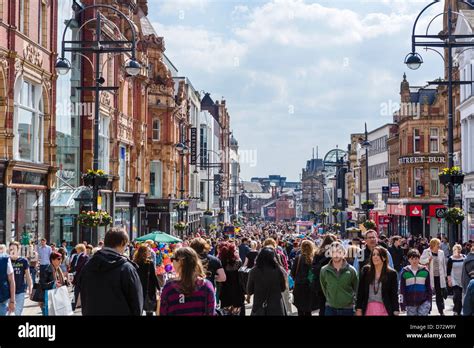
[160,247,216,316]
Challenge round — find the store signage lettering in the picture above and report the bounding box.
[398,156,445,165]
[12,171,46,185]
[190,127,197,165]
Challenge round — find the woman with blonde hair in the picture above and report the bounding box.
[290,240,317,316]
[159,247,216,316]
[420,238,447,315]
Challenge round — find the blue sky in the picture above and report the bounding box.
[149,0,445,181]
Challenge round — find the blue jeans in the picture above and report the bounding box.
[325,306,355,316]
[0,298,9,316]
[30,266,37,283]
[14,292,25,316]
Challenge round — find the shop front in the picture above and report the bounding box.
[463,181,474,242]
[0,163,50,244]
[114,193,146,242]
[387,202,446,238]
[145,199,179,236]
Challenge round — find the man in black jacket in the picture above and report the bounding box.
[388,236,404,273]
[79,227,143,315]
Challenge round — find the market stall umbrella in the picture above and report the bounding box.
[135,231,182,243]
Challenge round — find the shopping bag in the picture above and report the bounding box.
[48,286,73,316]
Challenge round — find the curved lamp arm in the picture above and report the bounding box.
[59,4,138,60]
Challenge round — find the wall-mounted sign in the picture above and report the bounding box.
[214,174,221,196]
[390,183,400,196]
[382,186,389,194]
[435,207,447,218]
[409,205,422,217]
[12,171,47,186]
[190,127,197,165]
[398,156,446,165]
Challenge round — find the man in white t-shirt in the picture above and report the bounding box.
[0,246,16,315]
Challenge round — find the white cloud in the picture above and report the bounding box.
[233,0,416,47]
[153,23,247,72]
[157,0,210,15]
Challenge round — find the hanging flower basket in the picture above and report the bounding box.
[332,209,341,217]
[78,210,112,227]
[319,212,328,218]
[363,219,377,230]
[439,167,464,185]
[443,208,465,225]
[174,222,188,231]
[332,223,341,230]
[83,169,108,188]
[362,200,375,210]
[175,200,189,210]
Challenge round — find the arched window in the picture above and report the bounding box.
[152,118,160,141]
[14,78,44,162]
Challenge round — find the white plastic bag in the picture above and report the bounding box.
[48,286,73,316]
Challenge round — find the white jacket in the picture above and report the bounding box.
[420,248,447,289]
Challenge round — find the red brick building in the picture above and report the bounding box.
[0,0,57,243]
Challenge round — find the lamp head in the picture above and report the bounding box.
[124,58,141,76]
[361,139,372,150]
[55,58,71,75]
[404,52,423,70]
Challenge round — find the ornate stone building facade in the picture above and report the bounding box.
[0,0,57,243]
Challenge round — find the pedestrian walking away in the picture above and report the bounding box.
[79,227,143,315]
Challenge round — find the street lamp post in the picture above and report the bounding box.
[56,5,140,242]
[361,123,372,218]
[405,0,474,244]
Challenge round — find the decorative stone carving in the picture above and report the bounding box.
[23,43,43,67]
[100,92,111,106]
[14,58,24,78]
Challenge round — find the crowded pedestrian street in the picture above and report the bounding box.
[1,0,474,341]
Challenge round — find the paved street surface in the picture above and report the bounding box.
[20,286,454,316]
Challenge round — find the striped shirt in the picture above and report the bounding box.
[400,266,432,310]
[159,279,216,316]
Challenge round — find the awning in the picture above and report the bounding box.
[50,187,87,208]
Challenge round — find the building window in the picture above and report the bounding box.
[430,168,439,196]
[14,79,43,162]
[414,128,421,153]
[38,1,46,45]
[152,119,160,141]
[19,0,28,35]
[430,128,439,153]
[414,167,423,197]
[119,145,127,192]
[150,161,162,198]
[98,115,110,173]
[200,181,205,202]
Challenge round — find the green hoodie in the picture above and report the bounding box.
[320,260,358,309]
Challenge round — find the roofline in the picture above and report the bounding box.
[367,123,397,135]
[163,53,179,72]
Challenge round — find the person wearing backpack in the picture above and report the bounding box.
[247,247,287,316]
[290,240,317,316]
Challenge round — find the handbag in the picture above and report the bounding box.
[30,282,44,302]
[48,285,73,316]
